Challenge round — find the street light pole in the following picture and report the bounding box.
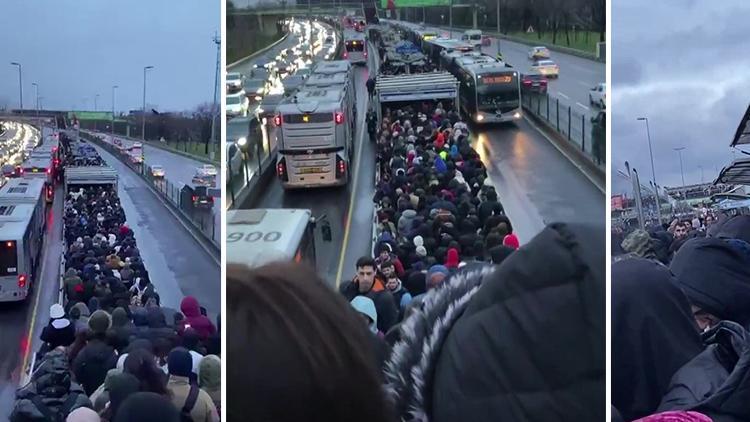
[637,117,661,225]
[10,62,22,110]
[112,85,118,135]
[674,146,686,198]
[94,94,100,131]
[32,82,39,127]
[142,66,154,141]
[210,33,221,160]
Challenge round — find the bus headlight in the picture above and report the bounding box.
[237,137,247,147]
[514,112,521,119]
[476,114,485,122]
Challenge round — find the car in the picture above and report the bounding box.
[276,59,296,77]
[521,71,548,94]
[531,60,559,78]
[190,185,214,209]
[226,72,244,93]
[226,142,244,179]
[251,66,271,81]
[192,172,216,187]
[589,83,606,108]
[528,46,551,60]
[151,165,165,178]
[295,68,312,79]
[245,78,266,101]
[282,75,306,96]
[198,164,217,177]
[226,91,249,117]
[132,142,143,148]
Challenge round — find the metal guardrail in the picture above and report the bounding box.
[522,92,605,166]
[81,132,220,250]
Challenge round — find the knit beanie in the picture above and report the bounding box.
[167,347,193,377]
[89,310,112,335]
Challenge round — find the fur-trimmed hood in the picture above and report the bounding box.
[385,223,605,422]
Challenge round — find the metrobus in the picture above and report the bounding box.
[0,178,46,217]
[275,86,354,189]
[304,72,358,127]
[0,199,45,302]
[226,209,318,269]
[453,58,522,124]
[421,38,476,69]
[343,30,367,65]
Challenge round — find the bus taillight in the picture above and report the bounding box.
[17,274,26,288]
[343,51,348,59]
[46,168,51,175]
[336,156,346,178]
[335,111,344,125]
[277,158,288,182]
[273,115,282,126]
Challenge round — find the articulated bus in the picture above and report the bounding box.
[0,179,47,218]
[304,72,358,130]
[275,86,355,189]
[227,209,318,269]
[453,58,522,124]
[343,30,367,65]
[422,38,476,69]
[0,193,45,301]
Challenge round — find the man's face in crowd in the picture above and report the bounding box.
[381,265,394,278]
[428,273,446,290]
[379,250,389,261]
[357,265,376,292]
[385,276,399,291]
[706,216,714,226]
[674,225,687,238]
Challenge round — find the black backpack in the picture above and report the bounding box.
[180,384,200,422]
[27,394,82,422]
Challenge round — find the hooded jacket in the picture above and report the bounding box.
[199,355,221,413]
[398,209,418,238]
[72,337,119,396]
[386,223,605,422]
[179,296,216,340]
[613,258,703,421]
[658,321,750,422]
[340,275,399,334]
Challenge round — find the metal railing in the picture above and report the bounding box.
[521,92,605,166]
[81,133,220,249]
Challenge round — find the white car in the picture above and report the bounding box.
[528,46,551,60]
[226,91,249,117]
[226,72,244,92]
[589,83,606,108]
[151,165,165,178]
[226,142,244,179]
[198,164,218,177]
[531,60,559,78]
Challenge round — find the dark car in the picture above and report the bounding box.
[191,185,214,209]
[521,71,548,94]
[245,78,266,101]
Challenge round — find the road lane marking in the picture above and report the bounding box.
[576,102,590,111]
[557,92,570,100]
[334,70,369,289]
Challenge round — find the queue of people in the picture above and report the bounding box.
[12,137,220,422]
[613,213,750,421]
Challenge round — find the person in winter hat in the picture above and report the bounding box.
[40,303,76,350]
[198,355,221,415]
[66,407,101,421]
[340,256,399,333]
[100,372,141,421]
[178,296,216,340]
[72,310,118,396]
[112,392,180,422]
[503,233,520,249]
[166,347,219,422]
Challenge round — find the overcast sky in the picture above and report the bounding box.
[612,0,750,195]
[0,0,219,113]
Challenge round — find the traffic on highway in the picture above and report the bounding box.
[226,13,604,421]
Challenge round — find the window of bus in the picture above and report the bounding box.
[346,41,364,52]
[0,241,18,277]
[476,73,520,111]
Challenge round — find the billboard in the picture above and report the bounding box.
[68,111,113,120]
[380,0,450,8]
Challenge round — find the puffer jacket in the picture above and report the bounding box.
[11,350,92,421]
[385,223,604,422]
[398,210,418,238]
[658,321,750,422]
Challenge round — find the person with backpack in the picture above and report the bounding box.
[72,310,119,396]
[166,347,219,422]
[11,349,92,421]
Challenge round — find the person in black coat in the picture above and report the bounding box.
[339,257,399,334]
[40,304,76,350]
[72,310,118,396]
[386,223,605,422]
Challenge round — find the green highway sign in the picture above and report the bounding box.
[381,0,450,7]
[68,111,113,120]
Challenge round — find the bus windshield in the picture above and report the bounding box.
[476,73,520,109]
[346,41,364,52]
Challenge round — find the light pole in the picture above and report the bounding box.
[142,66,154,141]
[31,82,39,127]
[210,34,220,160]
[10,62,22,110]
[111,85,118,135]
[636,117,661,225]
[674,146,686,198]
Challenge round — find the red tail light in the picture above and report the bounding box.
[273,115,282,126]
[52,147,58,152]
[192,195,197,202]
[18,274,26,288]
[277,158,289,182]
[336,156,347,178]
[523,80,531,85]
[343,51,348,58]
[46,168,51,175]
[335,111,344,124]
[364,50,368,58]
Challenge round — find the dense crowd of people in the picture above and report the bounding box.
[12,135,220,421]
[612,211,750,421]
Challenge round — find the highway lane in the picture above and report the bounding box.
[228,31,299,76]
[435,27,605,118]
[92,143,221,318]
[241,50,375,288]
[87,130,221,238]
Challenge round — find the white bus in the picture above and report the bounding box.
[0,179,47,217]
[0,200,45,302]
[21,157,54,195]
[275,87,355,189]
[453,57,522,124]
[461,29,483,48]
[226,209,318,268]
[343,30,367,65]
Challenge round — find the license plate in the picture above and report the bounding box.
[299,167,322,174]
[532,83,540,86]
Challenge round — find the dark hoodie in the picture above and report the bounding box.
[670,237,750,327]
[613,258,703,421]
[386,223,605,422]
[179,296,216,340]
[146,307,178,349]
